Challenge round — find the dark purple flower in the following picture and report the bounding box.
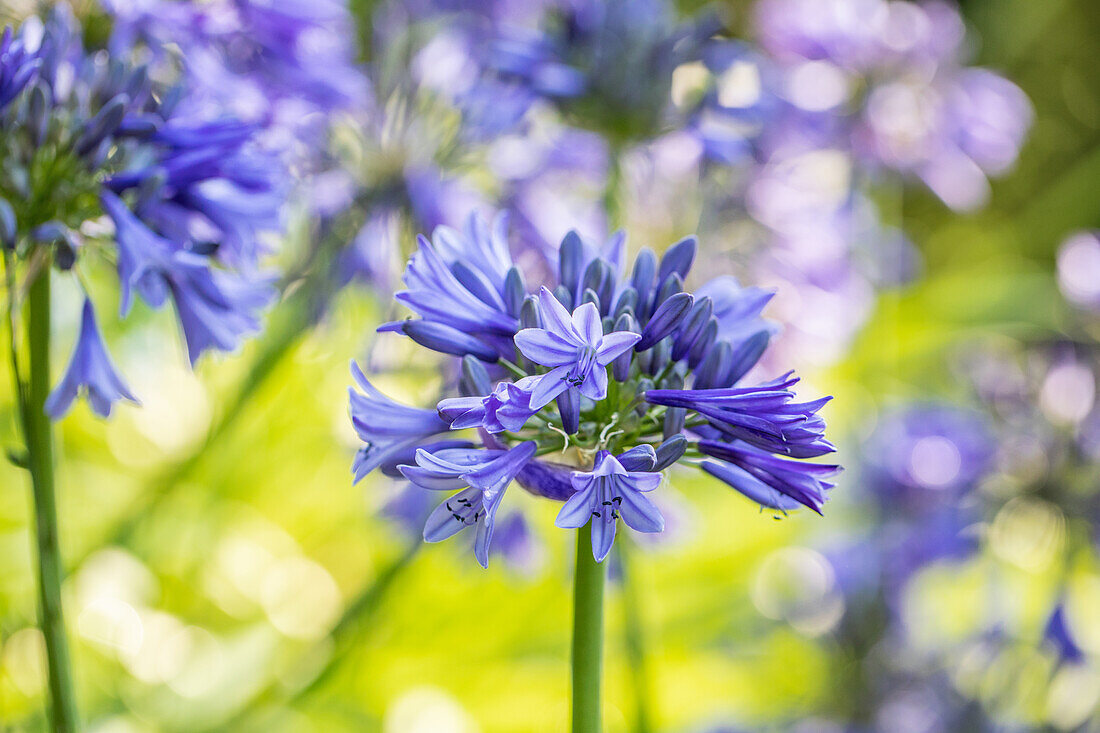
[351,220,838,566]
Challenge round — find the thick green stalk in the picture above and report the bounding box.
[616,542,654,733]
[571,525,606,733]
[21,271,80,732]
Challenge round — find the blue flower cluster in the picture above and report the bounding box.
[350,214,839,565]
[0,6,283,418]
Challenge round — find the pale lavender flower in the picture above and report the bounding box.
[555,450,664,562]
[45,300,139,418]
[515,287,641,408]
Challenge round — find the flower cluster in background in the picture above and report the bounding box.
[1,5,283,418]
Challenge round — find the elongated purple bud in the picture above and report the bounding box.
[654,434,688,470]
[695,341,733,389]
[581,257,609,296]
[725,330,771,385]
[503,266,526,317]
[520,295,541,329]
[658,236,697,283]
[553,283,573,312]
[631,248,657,317]
[402,320,498,362]
[579,287,601,313]
[116,114,161,139]
[672,295,713,361]
[652,272,683,313]
[0,197,15,249]
[559,230,583,298]
[636,292,693,351]
[687,317,718,368]
[663,407,686,439]
[125,65,150,101]
[613,288,638,319]
[644,337,672,376]
[460,355,492,396]
[618,444,657,471]
[452,261,502,308]
[76,93,129,156]
[582,259,614,315]
[612,313,638,383]
[556,388,580,434]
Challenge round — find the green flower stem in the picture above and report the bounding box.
[19,270,80,732]
[572,524,606,733]
[616,542,654,733]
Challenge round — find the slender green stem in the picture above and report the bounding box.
[616,542,654,733]
[19,270,80,732]
[571,525,606,733]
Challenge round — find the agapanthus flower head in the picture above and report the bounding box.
[1,5,284,419]
[350,211,839,565]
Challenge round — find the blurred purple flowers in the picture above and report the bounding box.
[1,6,286,419]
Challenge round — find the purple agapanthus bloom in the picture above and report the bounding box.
[555,450,663,562]
[45,300,139,418]
[102,0,367,145]
[349,212,838,564]
[515,288,641,407]
[0,7,285,419]
[861,404,994,512]
[402,442,538,568]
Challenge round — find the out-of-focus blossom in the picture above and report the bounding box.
[0,6,284,418]
[1057,231,1100,312]
[102,0,368,149]
[753,0,1032,211]
[447,0,723,147]
[46,300,139,418]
